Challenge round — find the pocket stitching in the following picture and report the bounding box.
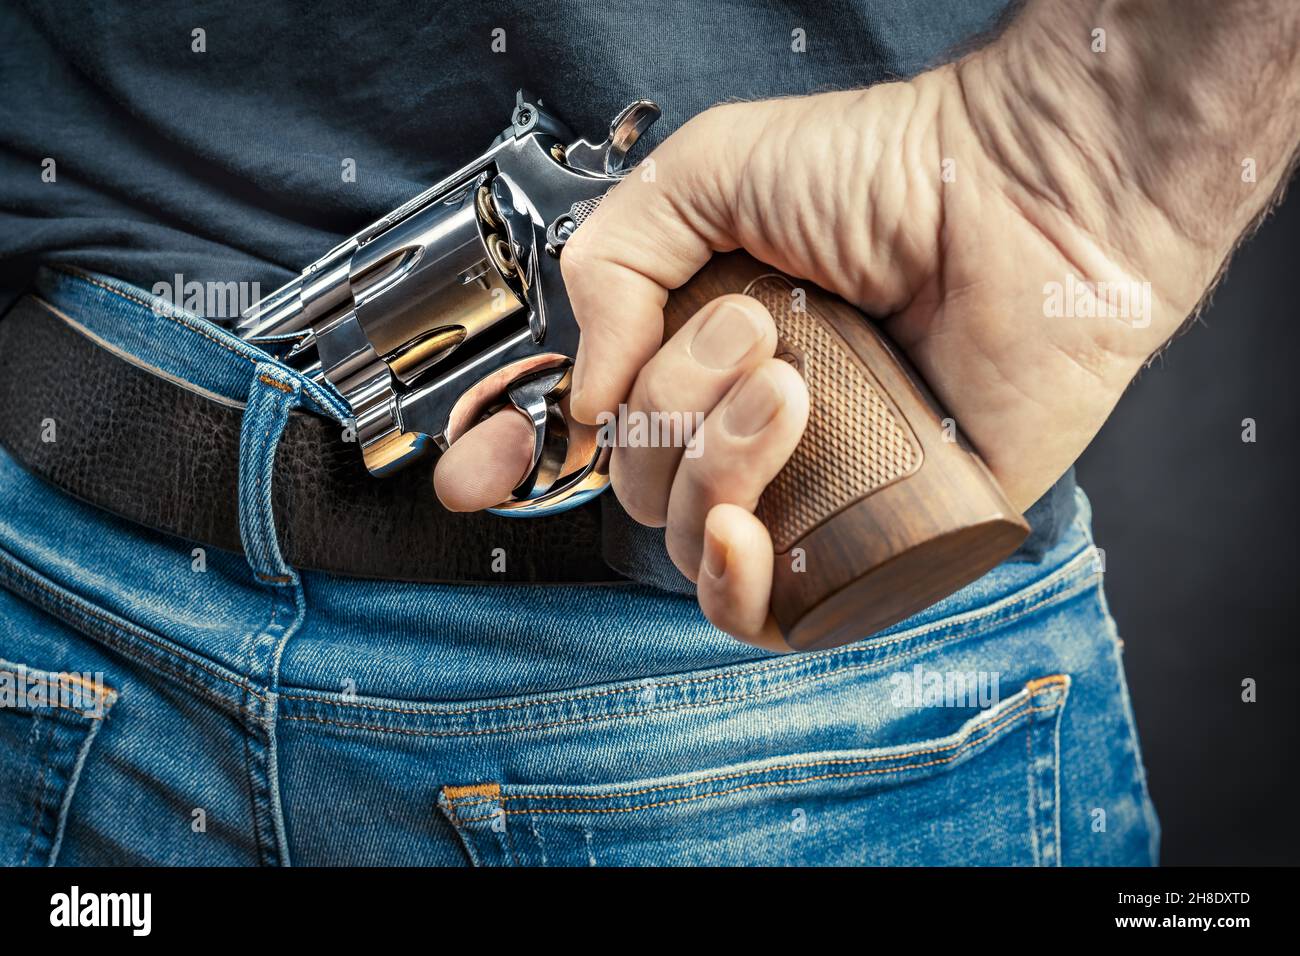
[282,572,1090,739]
[18,713,54,866]
[1025,679,1068,867]
[450,676,1069,820]
[282,546,1097,720]
[2,662,119,866]
[0,547,261,713]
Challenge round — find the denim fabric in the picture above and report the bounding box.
[0,270,1158,866]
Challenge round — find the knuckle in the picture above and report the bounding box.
[664,529,700,583]
[675,102,756,185]
[610,451,668,528]
[687,102,742,137]
[681,453,761,514]
[635,365,673,416]
[558,233,598,288]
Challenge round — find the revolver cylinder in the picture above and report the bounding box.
[348,181,526,386]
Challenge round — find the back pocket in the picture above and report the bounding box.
[0,658,117,866]
[439,674,1070,866]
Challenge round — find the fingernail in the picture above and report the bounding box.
[703,527,728,578]
[690,302,765,369]
[723,367,784,437]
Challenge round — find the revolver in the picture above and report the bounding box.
[238,91,1030,651]
[236,90,659,515]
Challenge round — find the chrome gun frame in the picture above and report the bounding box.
[235,91,659,516]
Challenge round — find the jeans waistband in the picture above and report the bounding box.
[34,265,350,418]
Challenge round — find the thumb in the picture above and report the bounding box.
[561,105,750,424]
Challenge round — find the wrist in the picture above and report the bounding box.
[958,27,1217,316]
[960,1,1300,315]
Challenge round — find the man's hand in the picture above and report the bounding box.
[435,0,1300,648]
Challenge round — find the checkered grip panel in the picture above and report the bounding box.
[747,276,921,552]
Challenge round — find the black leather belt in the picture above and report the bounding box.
[0,293,623,585]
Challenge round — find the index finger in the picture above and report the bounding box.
[560,109,740,424]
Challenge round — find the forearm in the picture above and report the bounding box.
[959,0,1300,317]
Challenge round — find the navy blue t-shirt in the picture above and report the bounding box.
[0,0,1074,588]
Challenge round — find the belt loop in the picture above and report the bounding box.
[239,363,302,587]
[237,362,306,868]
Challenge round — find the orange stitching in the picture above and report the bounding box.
[278,555,1097,720]
[449,679,1066,809]
[444,784,503,836]
[444,783,501,801]
[258,374,293,393]
[1024,674,1067,693]
[457,700,1064,821]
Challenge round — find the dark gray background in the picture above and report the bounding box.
[1074,186,1299,866]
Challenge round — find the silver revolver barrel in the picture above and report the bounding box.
[236,91,659,516]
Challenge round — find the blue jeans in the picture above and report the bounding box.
[0,268,1158,866]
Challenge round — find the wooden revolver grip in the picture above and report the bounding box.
[663,252,1029,652]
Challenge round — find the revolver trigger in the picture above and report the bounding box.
[505,365,572,500]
